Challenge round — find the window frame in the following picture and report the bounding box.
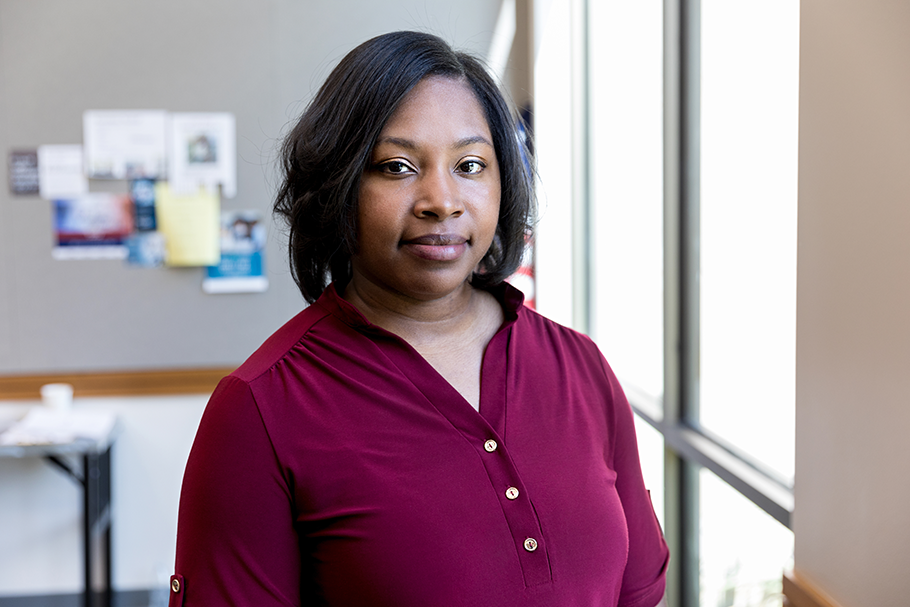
[580,0,796,603]
[651,1,795,603]
[529,1,795,603]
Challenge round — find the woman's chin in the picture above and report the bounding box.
[394,274,475,303]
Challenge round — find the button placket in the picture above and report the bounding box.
[473,431,551,586]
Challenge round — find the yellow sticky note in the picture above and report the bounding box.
[155,183,220,266]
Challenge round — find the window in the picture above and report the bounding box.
[694,2,798,602]
[699,469,794,607]
[531,1,799,605]
[587,0,666,530]
[699,0,799,485]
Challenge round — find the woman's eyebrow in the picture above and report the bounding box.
[453,135,494,149]
[375,135,494,151]
[375,136,418,151]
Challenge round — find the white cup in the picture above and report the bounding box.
[40,383,74,411]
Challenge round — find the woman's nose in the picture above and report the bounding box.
[413,169,464,220]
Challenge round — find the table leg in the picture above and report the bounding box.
[82,447,113,607]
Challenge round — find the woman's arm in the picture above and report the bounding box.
[598,352,670,607]
[171,376,302,606]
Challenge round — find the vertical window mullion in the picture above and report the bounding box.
[680,0,700,432]
[664,0,701,605]
[571,0,592,335]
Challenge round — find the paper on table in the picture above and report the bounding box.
[154,182,220,266]
[37,145,88,199]
[0,409,116,446]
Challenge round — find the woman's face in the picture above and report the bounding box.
[352,76,501,303]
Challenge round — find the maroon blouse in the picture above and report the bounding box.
[170,282,668,606]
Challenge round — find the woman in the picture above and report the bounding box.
[171,31,668,607]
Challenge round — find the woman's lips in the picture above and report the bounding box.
[401,234,469,262]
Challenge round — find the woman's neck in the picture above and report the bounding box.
[342,277,505,410]
[343,276,481,341]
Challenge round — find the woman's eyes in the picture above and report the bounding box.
[380,160,414,175]
[375,158,486,175]
[457,159,486,175]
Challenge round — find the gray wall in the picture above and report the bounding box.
[0,0,503,375]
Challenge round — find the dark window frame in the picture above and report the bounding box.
[623,1,794,604]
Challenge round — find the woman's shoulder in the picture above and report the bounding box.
[230,299,336,385]
[515,304,598,350]
[510,301,626,388]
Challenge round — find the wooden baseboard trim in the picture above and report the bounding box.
[783,571,844,607]
[0,368,235,400]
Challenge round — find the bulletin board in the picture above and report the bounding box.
[0,0,500,387]
[0,2,299,383]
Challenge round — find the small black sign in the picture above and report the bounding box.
[9,149,39,195]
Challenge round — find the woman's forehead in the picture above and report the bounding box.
[376,76,493,147]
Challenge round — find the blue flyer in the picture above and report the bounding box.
[202,210,268,294]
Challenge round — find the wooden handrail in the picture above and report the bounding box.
[0,368,235,400]
[783,571,844,607]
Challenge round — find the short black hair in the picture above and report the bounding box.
[273,30,535,304]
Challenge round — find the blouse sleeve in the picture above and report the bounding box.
[601,356,670,607]
[171,375,302,607]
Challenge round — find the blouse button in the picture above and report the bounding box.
[171,579,181,593]
[484,439,498,452]
[523,537,539,552]
[505,486,520,500]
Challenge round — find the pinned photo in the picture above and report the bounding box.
[168,113,236,198]
[187,133,217,164]
[52,193,133,260]
[125,232,167,267]
[203,210,268,294]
